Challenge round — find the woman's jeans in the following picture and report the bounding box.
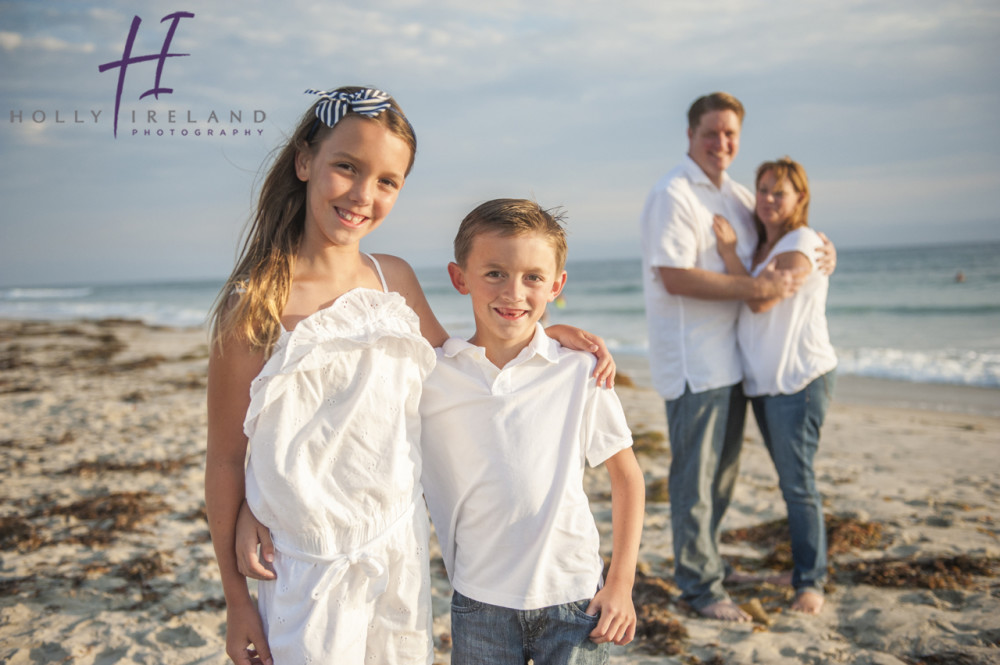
[750,371,836,592]
[450,590,608,665]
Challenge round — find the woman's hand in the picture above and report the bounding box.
[712,214,738,257]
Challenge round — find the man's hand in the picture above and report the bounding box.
[815,231,837,276]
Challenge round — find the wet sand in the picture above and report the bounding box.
[1,320,997,664]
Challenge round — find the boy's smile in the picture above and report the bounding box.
[448,230,567,367]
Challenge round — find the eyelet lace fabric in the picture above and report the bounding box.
[244,288,435,554]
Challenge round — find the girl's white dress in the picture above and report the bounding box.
[244,255,436,664]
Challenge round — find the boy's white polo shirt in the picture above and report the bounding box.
[420,324,633,610]
[639,155,757,400]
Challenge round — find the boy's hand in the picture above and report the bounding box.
[235,500,276,581]
[226,600,273,665]
[545,324,616,388]
[585,583,637,645]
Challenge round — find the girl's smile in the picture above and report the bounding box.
[295,114,411,249]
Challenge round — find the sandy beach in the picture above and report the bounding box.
[1,319,997,664]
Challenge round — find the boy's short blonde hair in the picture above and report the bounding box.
[453,199,568,272]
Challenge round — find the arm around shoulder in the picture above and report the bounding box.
[373,254,448,348]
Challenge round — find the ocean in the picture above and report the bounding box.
[2,241,998,390]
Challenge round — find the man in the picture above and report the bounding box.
[639,92,814,621]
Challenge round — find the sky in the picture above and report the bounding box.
[1,0,998,287]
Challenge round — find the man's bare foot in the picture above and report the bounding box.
[697,600,752,622]
[790,589,824,615]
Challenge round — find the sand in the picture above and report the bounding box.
[1,319,997,664]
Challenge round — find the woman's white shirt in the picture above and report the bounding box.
[738,227,837,397]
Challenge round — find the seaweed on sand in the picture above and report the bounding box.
[722,515,885,570]
[631,571,689,656]
[839,555,996,590]
[59,453,201,477]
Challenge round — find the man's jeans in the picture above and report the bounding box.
[750,371,836,593]
[450,590,608,665]
[665,382,746,610]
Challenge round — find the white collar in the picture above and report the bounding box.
[440,322,560,366]
[681,153,732,191]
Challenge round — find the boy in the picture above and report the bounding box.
[421,198,645,664]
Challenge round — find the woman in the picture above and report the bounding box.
[713,157,837,614]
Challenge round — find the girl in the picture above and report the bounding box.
[712,157,837,615]
[206,86,614,665]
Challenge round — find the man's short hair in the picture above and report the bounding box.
[454,199,568,272]
[688,92,745,130]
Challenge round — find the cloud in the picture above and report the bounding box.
[1,0,999,285]
[0,30,94,53]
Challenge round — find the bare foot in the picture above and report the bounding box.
[790,590,824,615]
[698,600,752,622]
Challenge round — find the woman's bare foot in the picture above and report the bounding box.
[790,589,824,614]
[698,599,752,622]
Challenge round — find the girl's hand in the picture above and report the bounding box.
[546,324,616,388]
[712,214,738,257]
[235,501,276,581]
[226,599,273,665]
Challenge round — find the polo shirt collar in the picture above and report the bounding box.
[440,323,560,365]
[682,154,733,191]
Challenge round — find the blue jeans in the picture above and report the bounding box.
[450,590,609,665]
[665,382,746,610]
[750,371,835,593]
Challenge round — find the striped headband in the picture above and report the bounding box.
[304,88,395,139]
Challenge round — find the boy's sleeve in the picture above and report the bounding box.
[583,380,633,468]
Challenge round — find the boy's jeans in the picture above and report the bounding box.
[450,590,609,665]
[665,382,746,610]
[750,371,836,593]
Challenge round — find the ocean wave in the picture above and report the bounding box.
[836,347,1000,389]
[0,287,93,300]
[828,304,1000,316]
[0,301,209,328]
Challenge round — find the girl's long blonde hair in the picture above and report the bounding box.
[209,86,416,355]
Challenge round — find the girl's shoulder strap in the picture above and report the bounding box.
[364,253,389,293]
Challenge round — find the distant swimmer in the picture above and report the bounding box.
[955,270,966,283]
